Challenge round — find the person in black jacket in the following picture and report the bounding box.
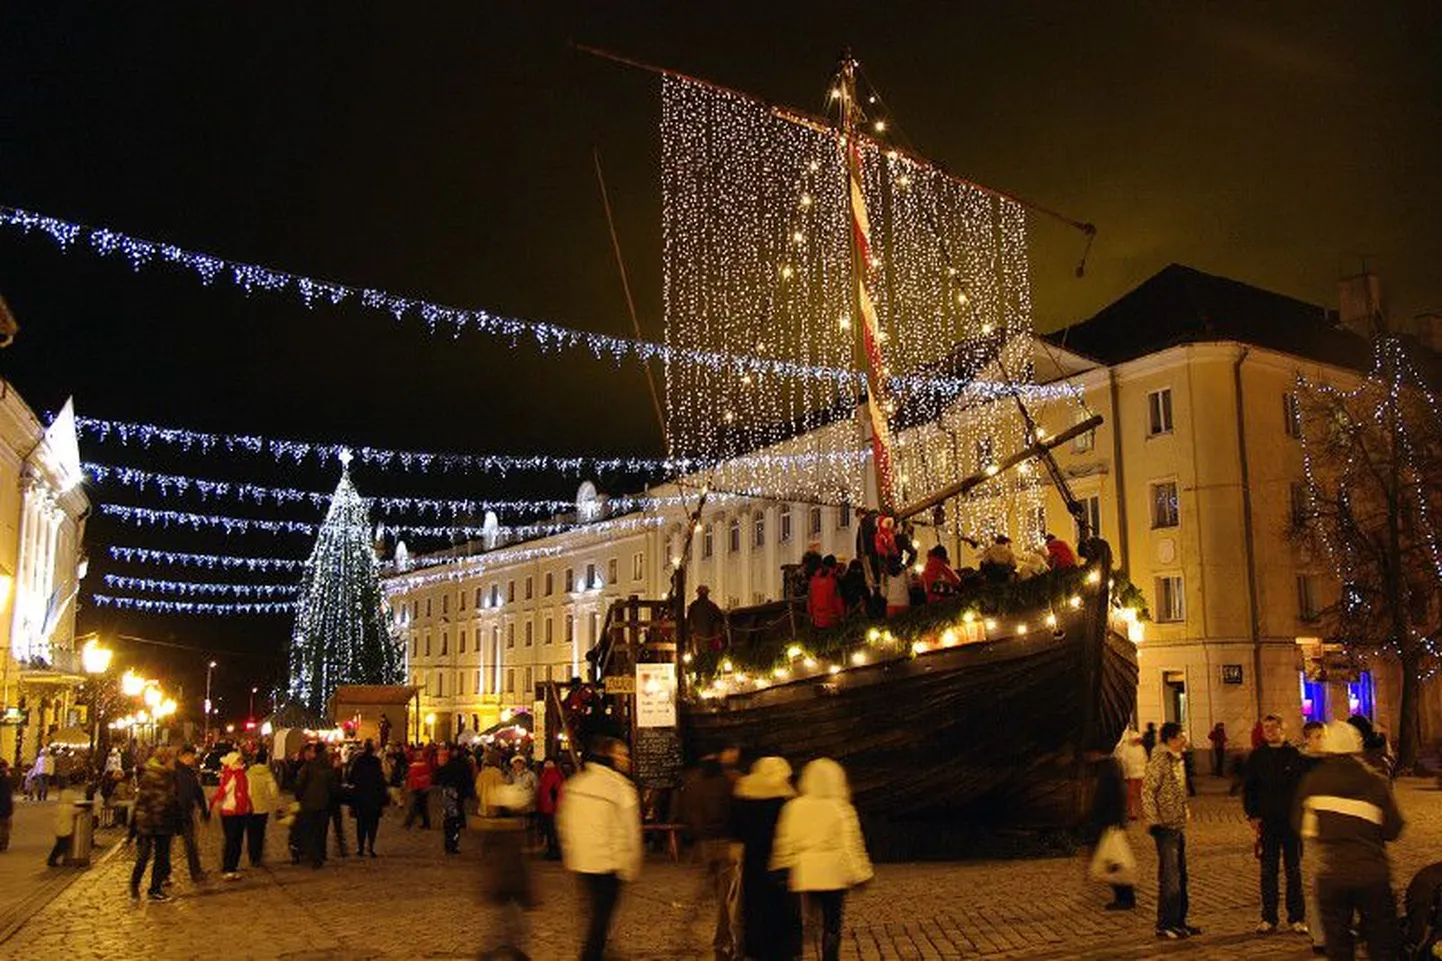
[1244,715,1308,935]
[730,756,801,961]
[1088,750,1135,910]
[348,741,387,857]
[434,744,475,854]
[1294,720,1404,961]
[293,744,338,869]
[171,745,208,884]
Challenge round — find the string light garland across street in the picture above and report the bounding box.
[92,594,296,615]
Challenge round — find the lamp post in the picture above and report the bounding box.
[204,660,217,744]
[80,638,113,766]
[249,686,258,720]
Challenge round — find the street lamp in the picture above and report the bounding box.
[249,686,258,719]
[204,660,217,743]
[81,638,113,762]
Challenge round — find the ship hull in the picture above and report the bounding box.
[683,621,1137,827]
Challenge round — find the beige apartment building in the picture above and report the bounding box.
[386,265,1440,751]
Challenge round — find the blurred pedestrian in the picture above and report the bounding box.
[1086,751,1135,910]
[1244,715,1308,935]
[558,735,642,961]
[536,757,564,860]
[1295,720,1404,961]
[130,747,180,902]
[1298,720,1328,955]
[476,780,535,958]
[730,756,800,961]
[476,751,506,817]
[1207,723,1228,776]
[349,740,386,857]
[329,749,351,858]
[436,744,475,854]
[680,746,742,960]
[403,748,433,829]
[46,772,87,867]
[294,743,337,869]
[245,748,280,867]
[1114,729,1147,821]
[1141,722,1157,758]
[770,758,873,961]
[210,751,252,880]
[1144,722,1199,940]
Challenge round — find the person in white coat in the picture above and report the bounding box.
[1115,729,1148,821]
[557,736,642,961]
[245,748,281,867]
[769,758,873,961]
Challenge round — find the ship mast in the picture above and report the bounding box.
[837,49,897,516]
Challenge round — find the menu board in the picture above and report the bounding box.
[632,725,682,788]
[635,663,677,728]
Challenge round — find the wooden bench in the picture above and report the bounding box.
[642,822,685,862]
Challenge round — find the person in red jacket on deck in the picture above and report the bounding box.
[1044,532,1078,570]
[921,545,962,602]
[536,757,565,860]
[808,556,846,629]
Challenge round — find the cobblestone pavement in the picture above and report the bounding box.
[2,778,1437,960]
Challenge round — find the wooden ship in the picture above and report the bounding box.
[570,48,1138,830]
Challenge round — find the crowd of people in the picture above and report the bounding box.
[1093,712,1440,959]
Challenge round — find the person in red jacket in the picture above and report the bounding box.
[536,757,565,860]
[1044,532,1078,570]
[807,556,846,629]
[921,545,962,602]
[404,753,433,830]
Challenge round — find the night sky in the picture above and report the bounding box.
[1,4,1437,718]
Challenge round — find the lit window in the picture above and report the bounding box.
[1156,575,1185,622]
[525,622,533,647]
[586,562,598,589]
[729,518,742,553]
[564,567,574,592]
[1150,481,1179,528]
[607,558,618,585]
[544,571,554,596]
[702,524,714,559]
[1075,495,1102,542]
[507,581,516,603]
[632,552,645,581]
[1283,392,1303,439]
[545,617,554,644]
[780,506,793,543]
[809,505,823,536]
[754,513,766,548]
[838,503,851,529]
[1147,388,1174,436]
[1073,410,1096,453]
[525,576,534,601]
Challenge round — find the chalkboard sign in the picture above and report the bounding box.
[632,726,682,788]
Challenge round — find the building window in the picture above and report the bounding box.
[1156,575,1185,622]
[1073,409,1096,453]
[507,580,516,603]
[524,576,534,601]
[779,505,793,543]
[1297,574,1319,621]
[607,558,618,585]
[1147,388,1174,436]
[524,622,533,647]
[1150,481,1179,528]
[424,634,432,657]
[565,567,574,592]
[839,503,851,529]
[1283,392,1303,439]
[490,584,500,607]
[507,623,515,649]
[522,667,533,697]
[442,594,449,615]
[425,597,432,618]
[459,630,467,654]
[586,562,598,589]
[474,587,483,609]
[458,590,464,613]
[809,505,823,536]
[440,632,448,656]
[506,668,515,695]
[1290,482,1310,527]
[1075,494,1102,542]
[565,614,574,643]
[411,601,418,621]
[753,512,766,548]
[702,524,714,559]
[545,617,554,644]
[589,611,599,644]
[729,518,742,553]
[544,571,554,596]
[632,552,645,581]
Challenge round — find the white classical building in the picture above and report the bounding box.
[0,391,90,763]
[385,266,1441,752]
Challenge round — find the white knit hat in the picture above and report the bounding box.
[1321,720,1363,755]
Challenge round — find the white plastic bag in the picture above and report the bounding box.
[1088,826,1136,887]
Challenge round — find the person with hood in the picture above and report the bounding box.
[1114,729,1148,821]
[435,744,476,854]
[1294,720,1404,961]
[244,748,280,867]
[769,758,872,961]
[169,744,209,886]
[293,743,338,869]
[807,556,846,629]
[348,740,387,857]
[731,756,801,961]
[536,757,565,860]
[679,748,743,961]
[1243,715,1308,935]
[131,747,180,902]
[558,735,642,961]
[210,751,252,880]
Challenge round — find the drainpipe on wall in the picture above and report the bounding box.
[1107,370,1130,573]
[1232,347,1265,721]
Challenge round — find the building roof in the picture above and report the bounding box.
[1044,264,1367,370]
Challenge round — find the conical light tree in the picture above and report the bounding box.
[288,450,403,716]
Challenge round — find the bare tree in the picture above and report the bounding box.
[1295,336,1441,772]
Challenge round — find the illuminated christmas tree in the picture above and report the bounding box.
[287,450,402,716]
